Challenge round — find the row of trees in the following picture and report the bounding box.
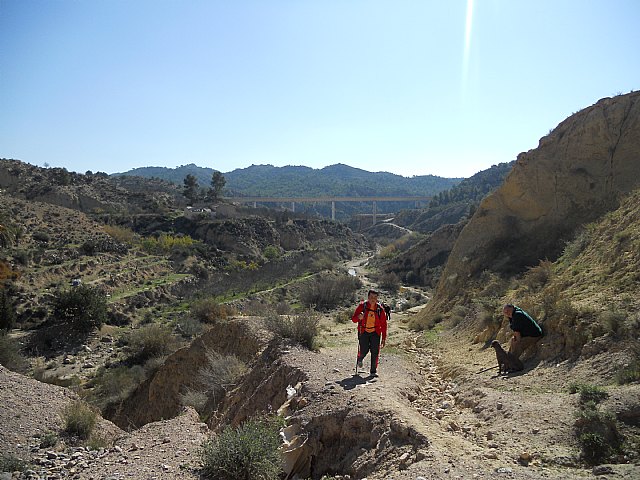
[183,172,226,205]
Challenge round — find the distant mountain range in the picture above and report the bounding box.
[114,163,463,198]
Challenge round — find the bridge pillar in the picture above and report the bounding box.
[372,201,377,225]
[331,201,335,220]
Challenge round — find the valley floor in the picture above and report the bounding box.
[2,308,639,479]
[2,254,638,479]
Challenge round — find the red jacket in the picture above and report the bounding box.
[352,301,388,340]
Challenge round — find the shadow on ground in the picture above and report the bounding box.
[337,374,378,390]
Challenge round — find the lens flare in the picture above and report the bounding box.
[462,0,475,97]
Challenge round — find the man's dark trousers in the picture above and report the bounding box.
[358,331,381,372]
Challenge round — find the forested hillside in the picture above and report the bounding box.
[115,163,462,198]
[394,161,514,232]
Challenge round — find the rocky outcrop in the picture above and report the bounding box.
[0,158,177,214]
[430,91,640,306]
[210,342,307,430]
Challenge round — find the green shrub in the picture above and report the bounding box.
[477,270,509,299]
[378,244,397,259]
[200,416,283,480]
[33,231,50,243]
[39,430,58,448]
[103,225,136,244]
[191,298,229,324]
[569,383,609,404]
[598,310,627,337]
[124,324,175,365]
[572,382,623,466]
[561,228,592,261]
[226,259,259,271]
[63,401,97,439]
[79,240,98,256]
[409,312,443,331]
[574,405,622,465]
[615,362,640,384]
[578,432,610,465]
[90,365,146,408]
[522,259,553,290]
[0,218,18,248]
[616,344,640,384]
[141,234,195,254]
[450,304,468,325]
[0,454,27,473]
[0,287,17,332]
[52,285,107,333]
[265,311,319,350]
[86,432,111,451]
[300,274,361,311]
[334,310,351,324]
[263,245,280,260]
[0,334,28,373]
[310,253,336,272]
[13,249,31,266]
[379,272,401,293]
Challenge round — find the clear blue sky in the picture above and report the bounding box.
[1,1,639,178]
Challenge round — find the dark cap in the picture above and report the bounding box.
[367,289,379,296]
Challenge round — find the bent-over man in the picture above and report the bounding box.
[503,304,543,359]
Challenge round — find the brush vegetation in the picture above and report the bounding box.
[200,416,284,480]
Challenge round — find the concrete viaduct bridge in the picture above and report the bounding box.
[223,195,431,223]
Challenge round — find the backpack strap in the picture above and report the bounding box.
[361,302,382,326]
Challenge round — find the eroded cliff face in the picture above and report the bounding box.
[433,91,640,305]
[106,319,268,428]
[105,317,307,431]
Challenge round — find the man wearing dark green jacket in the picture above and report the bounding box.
[503,304,543,359]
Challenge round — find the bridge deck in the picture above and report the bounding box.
[223,196,431,203]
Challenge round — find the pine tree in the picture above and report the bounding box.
[207,171,226,201]
[183,174,200,204]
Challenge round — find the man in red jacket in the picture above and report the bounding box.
[352,289,388,376]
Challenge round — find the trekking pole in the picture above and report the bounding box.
[475,365,497,374]
[355,333,360,375]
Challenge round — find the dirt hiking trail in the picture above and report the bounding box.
[282,306,639,479]
[272,256,639,479]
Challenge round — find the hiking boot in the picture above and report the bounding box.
[370,369,377,376]
[357,360,363,368]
